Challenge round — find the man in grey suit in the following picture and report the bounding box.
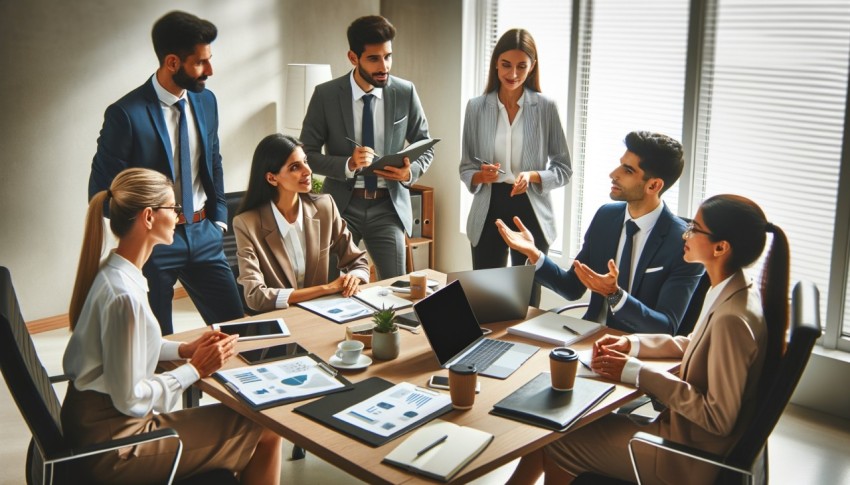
[300,15,434,280]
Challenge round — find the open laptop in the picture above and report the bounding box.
[413,280,538,379]
[446,265,534,324]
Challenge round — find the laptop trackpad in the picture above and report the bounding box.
[491,351,526,370]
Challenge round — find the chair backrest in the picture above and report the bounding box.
[676,271,711,336]
[724,280,821,470]
[0,267,66,458]
[223,191,245,276]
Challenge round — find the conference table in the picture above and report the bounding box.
[167,270,677,484]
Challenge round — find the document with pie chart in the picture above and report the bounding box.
[214,354,352,410]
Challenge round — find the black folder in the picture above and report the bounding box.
[490,373,615,431]
[294,376,453,447]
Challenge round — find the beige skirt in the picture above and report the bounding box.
[61,384,264,484]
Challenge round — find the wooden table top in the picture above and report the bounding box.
[167,269,678,484]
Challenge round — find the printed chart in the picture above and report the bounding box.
[333,382,451,437]
[216,355,344,407]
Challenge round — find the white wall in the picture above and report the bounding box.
[0,0,377,320]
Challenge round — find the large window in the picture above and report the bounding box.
[470,0,850,350]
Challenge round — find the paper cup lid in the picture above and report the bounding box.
[449,363,477,375]
[550,347,578,362]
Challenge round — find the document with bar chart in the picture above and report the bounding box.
[333,382,451,437]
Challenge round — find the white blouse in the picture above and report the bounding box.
[493,92,525,183]
[270,199,307,308]
[63,253,199,418]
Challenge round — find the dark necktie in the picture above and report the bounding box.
[176,99,194,222]
[361,94,378,192]
[617,220,640,292]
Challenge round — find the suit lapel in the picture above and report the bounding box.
[520,89,539,172]
[188,91,208,168]
[339,75,355,142]
[144,83,176,180]
[383,79,395,156]
[680,271,749,377]
[302,197,322,287]
[261,204,298,289]
[631,206,673,293]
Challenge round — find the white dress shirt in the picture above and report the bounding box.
[345,71,387,189]
[63,253,199,418]
[493,92,525,183]
[151,75,206,213]
[270,200,307,308]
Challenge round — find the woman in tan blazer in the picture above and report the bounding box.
[234,134,369,313]
[508,194,790,485]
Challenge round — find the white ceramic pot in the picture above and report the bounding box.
[372,329,400,360]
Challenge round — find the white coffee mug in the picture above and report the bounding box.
[335,340,364,365]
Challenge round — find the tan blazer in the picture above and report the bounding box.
[233,194,368,312]
[636,270,767,484]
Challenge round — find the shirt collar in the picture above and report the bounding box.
[270,199,303,237]
[151,74,187,107]
[349,70,383,101]
[105,252,149,292]
[625,201,665,233]
[496,89,526,111]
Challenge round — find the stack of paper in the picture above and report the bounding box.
[355,286,413,310]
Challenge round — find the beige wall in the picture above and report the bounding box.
[0,0,379,320]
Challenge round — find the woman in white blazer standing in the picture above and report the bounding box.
[459,28,572,306]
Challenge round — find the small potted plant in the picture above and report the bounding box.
[371,306,400,360]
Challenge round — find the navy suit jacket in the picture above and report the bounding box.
[88,79,226,224]
[537,202,704,334]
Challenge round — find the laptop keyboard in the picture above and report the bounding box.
[456,339,514,370]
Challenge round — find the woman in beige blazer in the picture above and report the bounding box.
[234,134,369,313]
[508,194,790,485]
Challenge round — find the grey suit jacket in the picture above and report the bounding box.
[459,88,572,245]
[232,194,368,313]
[300,72,433,235]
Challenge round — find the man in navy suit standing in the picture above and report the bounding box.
[89,11,243,335]
[497,131,703,334]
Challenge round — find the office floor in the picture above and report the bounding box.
[3,298,850,484]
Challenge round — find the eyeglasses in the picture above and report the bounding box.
[684,222,713,239]
[153,205,183,216]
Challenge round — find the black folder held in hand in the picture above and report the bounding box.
[490,372,615,431]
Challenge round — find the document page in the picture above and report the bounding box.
[333,382,451,437]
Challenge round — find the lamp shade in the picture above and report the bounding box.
[284,64,332,131]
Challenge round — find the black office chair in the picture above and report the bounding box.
[0,267,237,484]
[573,281,821,484]
[224,190,256,316]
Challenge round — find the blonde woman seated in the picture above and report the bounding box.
[234,133,369,312]
[63,168,281,484]
[504,194,790,485]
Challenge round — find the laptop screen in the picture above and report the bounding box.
[413,280,484,365]
[446,265,534,324]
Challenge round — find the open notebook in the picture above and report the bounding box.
[507,311,602,346]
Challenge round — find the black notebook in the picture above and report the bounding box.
[294,377,453,447]
[490,373,615,431]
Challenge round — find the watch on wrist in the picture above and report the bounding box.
[607,288,625,308]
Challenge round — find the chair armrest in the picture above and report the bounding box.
[49,374,71,384]
[628,431,752,478]
[49,428,183,484]
[552,303,589,314]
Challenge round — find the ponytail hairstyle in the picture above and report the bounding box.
[700,194,790,382]
[68,168,173,329]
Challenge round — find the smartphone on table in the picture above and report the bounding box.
[394,311,421,332]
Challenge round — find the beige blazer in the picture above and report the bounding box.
[233,194,368,312]
[636,270,767,484]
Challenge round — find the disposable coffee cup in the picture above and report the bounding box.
[409,271,427,299]
[335,340,364,365]
[448,363,477,410]
[550,347,579,391]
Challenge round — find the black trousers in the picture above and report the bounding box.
[471,183,549,307]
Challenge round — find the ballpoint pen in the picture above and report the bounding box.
[345,137,380,157]
[473,156,507,174]
[562,324,580,336]
[415,434,448,457]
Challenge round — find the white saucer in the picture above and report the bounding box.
[328,354,372,370]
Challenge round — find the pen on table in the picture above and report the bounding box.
[416,434,448,457]
[473,157,507,174]
[562,324,580,336]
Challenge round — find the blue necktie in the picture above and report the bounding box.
[617,220,640,292]
[361,94,377,192]
[176,99,194,222]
